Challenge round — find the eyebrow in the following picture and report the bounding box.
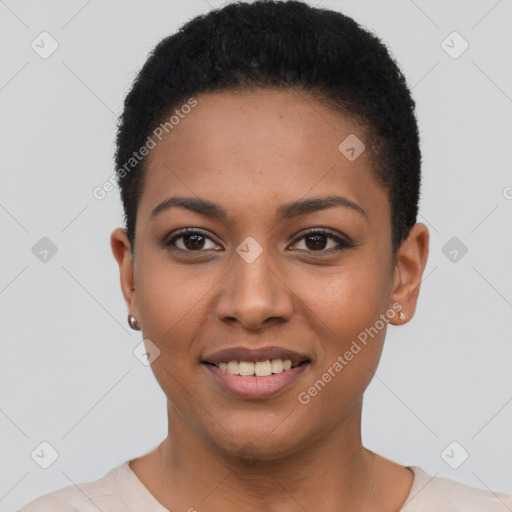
[150,195,368,221]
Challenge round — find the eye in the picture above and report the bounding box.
[289,228,354,253]
[163,228,222,252]
[163,227,354,254]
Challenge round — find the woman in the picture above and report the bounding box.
[19,1,512,510]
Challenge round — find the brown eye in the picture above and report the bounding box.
[181,233,207,250]
[164,229,221,252]
[304,233,329,250]
[290,229,353,253]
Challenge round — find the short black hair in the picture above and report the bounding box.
[115,0,421,258]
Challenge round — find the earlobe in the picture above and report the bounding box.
[110,228,137,314]
[389,223,430,325]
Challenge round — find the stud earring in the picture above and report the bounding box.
[128,314,141,330]
[399,311,406,321]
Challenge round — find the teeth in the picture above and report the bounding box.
[255,360,272,377]
[239,361,255,376]
[215,359,298,377]
[270,359,283,373]
[227,361,239,375]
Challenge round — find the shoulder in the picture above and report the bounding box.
[17,494,77,512]
[16,462,128,512]
[401,466,512,511]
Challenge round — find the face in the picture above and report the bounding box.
[112,88,428,460]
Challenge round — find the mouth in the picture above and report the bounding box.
[202,345,310,368]
[201,346,311,399]
[202,358,309,376]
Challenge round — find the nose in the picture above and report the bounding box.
[215,247,294,331]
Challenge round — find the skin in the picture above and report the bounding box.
[111,88,429,511]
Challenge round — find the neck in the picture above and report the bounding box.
[156,399,377,512]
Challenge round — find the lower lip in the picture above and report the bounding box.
[202,362,310,399]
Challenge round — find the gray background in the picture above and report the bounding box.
[1,0,511,509]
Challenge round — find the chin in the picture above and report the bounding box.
[204,416,311,463]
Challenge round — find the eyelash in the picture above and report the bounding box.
[163,227,354,254]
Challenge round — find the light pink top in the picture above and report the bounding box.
[18,460,512,511]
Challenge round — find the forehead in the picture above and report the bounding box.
[138,88,389,226]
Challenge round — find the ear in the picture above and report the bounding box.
[110,228,139,320]
[389,222,429,325]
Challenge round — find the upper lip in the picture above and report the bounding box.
[202,346,310,366]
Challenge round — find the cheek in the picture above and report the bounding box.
[135,250,219,341]
[133,258,216,403]
[297,257,391,345]
[293,259,390,404]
